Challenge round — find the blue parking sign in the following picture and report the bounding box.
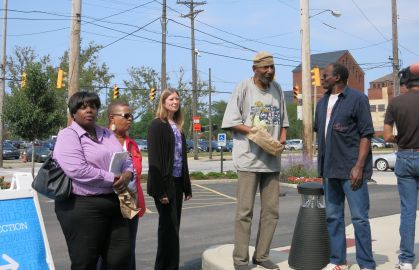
[218,133,226,147]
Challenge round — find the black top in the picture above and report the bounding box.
[314,87,374,180]
[384,91,419,149]
[147,118,192,199]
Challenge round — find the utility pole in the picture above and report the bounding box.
[161,0,167,90]
[391,0,400,97]
[178,0,206,160]
[68,0,81,125]
[300,0,313,160]
[208,68,212,159]
[0,0,8,167]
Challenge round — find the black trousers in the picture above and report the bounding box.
[154,178,184,270]
[97,215,139,270]
[55,194,131,270]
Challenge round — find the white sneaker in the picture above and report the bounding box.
[395,262,413,270]
[322,263,348,270]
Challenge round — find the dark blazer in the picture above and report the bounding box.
[147,118,192,199]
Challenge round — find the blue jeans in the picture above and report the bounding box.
[395,151,419,264]
[323,178,376,269]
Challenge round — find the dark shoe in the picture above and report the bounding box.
[252,258,279,269]
[234,263,252,270]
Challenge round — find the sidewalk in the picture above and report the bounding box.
[202,212,419,270]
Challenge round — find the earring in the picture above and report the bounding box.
[110,123,116,131]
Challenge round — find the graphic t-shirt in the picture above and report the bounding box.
[222,78,289,172]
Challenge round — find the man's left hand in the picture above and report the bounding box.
[350,165,364,191]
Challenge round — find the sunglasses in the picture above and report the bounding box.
[112,113,133,119]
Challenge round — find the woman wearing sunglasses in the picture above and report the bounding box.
[105,101,146,270]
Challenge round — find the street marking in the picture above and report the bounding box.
[183,201,235,210]
[193,183,237,201]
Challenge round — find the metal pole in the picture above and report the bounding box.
[300,0,313,160]
[190,1,199,160]
[68,0,81,125]
[0,0,8,167]
[391,0,400,97]
[161,0,167,90]
[208,68,212,159]
[220,147,224,173]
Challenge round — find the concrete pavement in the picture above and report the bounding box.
[202,172,419,270]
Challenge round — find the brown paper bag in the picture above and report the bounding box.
[247,126,285,156]
[118,189,141,219]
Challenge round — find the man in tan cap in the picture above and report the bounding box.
[222,51,289,270]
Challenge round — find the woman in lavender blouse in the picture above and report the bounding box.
[147,89,192,270]
[53,92,133,270]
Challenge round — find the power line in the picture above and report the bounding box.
[100,17,160,49]
[350,0,389,42]
[87,20,296,66]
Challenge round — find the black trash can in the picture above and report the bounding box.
[288,182,330,270]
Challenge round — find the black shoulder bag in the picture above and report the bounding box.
[31,156,72,201]
[31,128,79,201]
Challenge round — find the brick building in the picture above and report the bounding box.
[367,73,408,136]
[292,50,365,102]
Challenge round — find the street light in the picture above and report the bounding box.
[300,1,341,160]
[310,9,341,18]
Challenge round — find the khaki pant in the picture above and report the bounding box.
[233,171,280,265]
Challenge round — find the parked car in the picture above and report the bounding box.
[185,139,194,152]
[25,146,52,163]
[373,137,394,148]
[371,138,385,149]
[285,139,303,151]
[134,139,148,152]
[2,142,20,160]
[41,140,56,151]
[373,152,396,171]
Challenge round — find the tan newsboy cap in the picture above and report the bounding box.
[253,51,274,67]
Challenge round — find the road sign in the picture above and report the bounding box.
[217,133,226,147]
[193,123,201,132]
[0,173,55,269]
[193,116,200,124]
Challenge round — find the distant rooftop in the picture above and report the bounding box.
[371,73,392,83]
[292,50,349,72]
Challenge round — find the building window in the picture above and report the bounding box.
[378,104,385,112]
[370,105,376,112]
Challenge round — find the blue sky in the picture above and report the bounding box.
[3,0,419,102]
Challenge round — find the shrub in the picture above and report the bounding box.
[0,176,11,189]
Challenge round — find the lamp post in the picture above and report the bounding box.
[300,1,341,161]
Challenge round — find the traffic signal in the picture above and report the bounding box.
[113,85,119,99]
[293,85,299,101]
[21,72,27,88]
[149,87,155,101]
[212,124,218,131]
[56,68,66,89]
[311,67,321,87]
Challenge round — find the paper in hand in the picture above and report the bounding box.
[109,151,129,176]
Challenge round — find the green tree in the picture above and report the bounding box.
[286,102,303,139]
[129,111,154,139]
[59,42,114,94]
[4,62,66,175]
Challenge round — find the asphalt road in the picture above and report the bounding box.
[39,181,404,270]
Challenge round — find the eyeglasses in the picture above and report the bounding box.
[112,113,133,119]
